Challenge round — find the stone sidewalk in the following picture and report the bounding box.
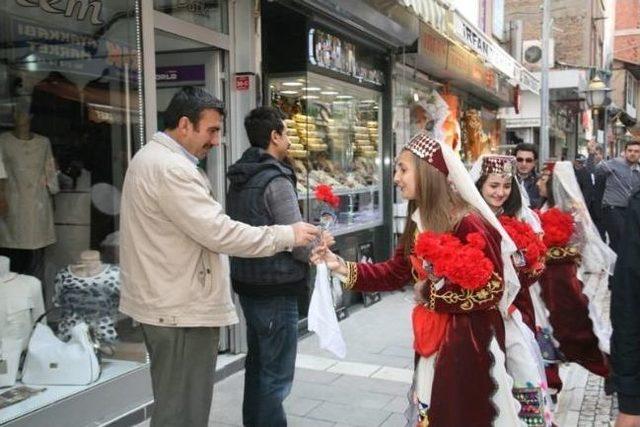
[136,285,619,427]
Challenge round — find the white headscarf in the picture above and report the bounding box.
[551,161,616,274]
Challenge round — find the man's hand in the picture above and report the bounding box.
[291,222,320,247]
[320,230,335,248]
[616,413,640,427]
[414,280,428,304]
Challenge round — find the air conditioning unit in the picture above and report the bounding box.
[522,39,555,69]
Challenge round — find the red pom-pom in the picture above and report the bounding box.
[314,184,340,209]
[414,230,494,290]
[539,208,574,247]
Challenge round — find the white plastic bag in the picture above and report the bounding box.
[308,263,346,358]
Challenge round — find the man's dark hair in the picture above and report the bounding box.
[625,139,640,149]
[514,142,538,160]
[163,86,225,130]
[595,143,605,155]
[244,106,285,149]
[475,175,523,217]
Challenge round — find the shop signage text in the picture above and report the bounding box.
[505,117,541,128]
[235,75,250,91]
[16,0,104,25]
[308,28,384,86]
[452,13,516,80]
[156,65,205,83]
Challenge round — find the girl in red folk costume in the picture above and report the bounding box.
[535,161,615,387]
[313,133,525,426]
[471,154,551,426]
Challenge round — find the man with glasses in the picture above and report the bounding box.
[514,142,541,208]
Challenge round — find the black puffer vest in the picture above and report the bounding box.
[226,147,308,296]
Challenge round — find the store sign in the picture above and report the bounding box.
[11,17,137,73]
[235,75,250,91]
[517,68,540,94]
[452,13,517,80]
[505,117,541,128]
[307,28,384,86]
[156,65,205,83]
[418,23,448,68]
[15,0,105,25]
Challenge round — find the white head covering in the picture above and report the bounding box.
[551,161,616,274]
[406,135,521,315]
[470,154,542,233]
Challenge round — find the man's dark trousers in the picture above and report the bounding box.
[604,206,627,254]
[240,294,298,427]
[141,324,220,427]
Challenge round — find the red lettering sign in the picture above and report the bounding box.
[235,75,250,91]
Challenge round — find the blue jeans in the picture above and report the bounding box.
[239,294,298,427]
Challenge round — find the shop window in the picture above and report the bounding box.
[0,1,145,422]
[153,0,228,34]
[626,72,637,110]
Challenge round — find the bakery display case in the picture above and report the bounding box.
[269,72,384,235]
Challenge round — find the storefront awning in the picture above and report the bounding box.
[292,0,419,48]
[398,0,447,33]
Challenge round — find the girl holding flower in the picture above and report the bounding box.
[312,133,525,426]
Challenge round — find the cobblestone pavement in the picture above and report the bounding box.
[554,274,617,427]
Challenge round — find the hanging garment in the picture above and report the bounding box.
[0,132,59,249]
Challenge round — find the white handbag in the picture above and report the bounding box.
[0,338,22,387]
[22,318,101,386]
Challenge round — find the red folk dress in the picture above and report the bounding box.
[346,213,518,426]
[537,208,609,378]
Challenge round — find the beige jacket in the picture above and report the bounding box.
[119,132,295,327]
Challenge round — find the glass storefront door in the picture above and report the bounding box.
[145,7,234,351]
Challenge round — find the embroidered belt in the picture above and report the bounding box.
[428,272,502,311]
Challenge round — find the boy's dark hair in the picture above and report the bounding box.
[625,139,640,149]
[514,142,539,160]
[163,86,225,130]
[475,175,523,217]
[244,106,286,149]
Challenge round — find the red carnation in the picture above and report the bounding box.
[539,208,574,247]
[414,230,494,290]
[499,215,547,271]
[314,184,340,209]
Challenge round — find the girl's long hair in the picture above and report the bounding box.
[399,150,470,256]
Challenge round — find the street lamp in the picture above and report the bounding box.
[583,76,611,110]
[613,116,626,139]
[624,129,636,144]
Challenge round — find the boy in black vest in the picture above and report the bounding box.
[227,106,310,427]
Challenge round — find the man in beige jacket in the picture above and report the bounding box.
[119,87,318,427]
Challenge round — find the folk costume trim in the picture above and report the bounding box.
[429,272,502,311]
[342,261,358,290]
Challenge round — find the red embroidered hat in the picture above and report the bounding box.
[481,155,516,177]
[404,132,449,175]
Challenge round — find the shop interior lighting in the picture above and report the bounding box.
[282,82,303,87]
[302,95,319,99]
[302,87,321,91]
[336,95,353,99]
[281,90,299,95]
[413,93,419,102]
[321,91,339,95]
